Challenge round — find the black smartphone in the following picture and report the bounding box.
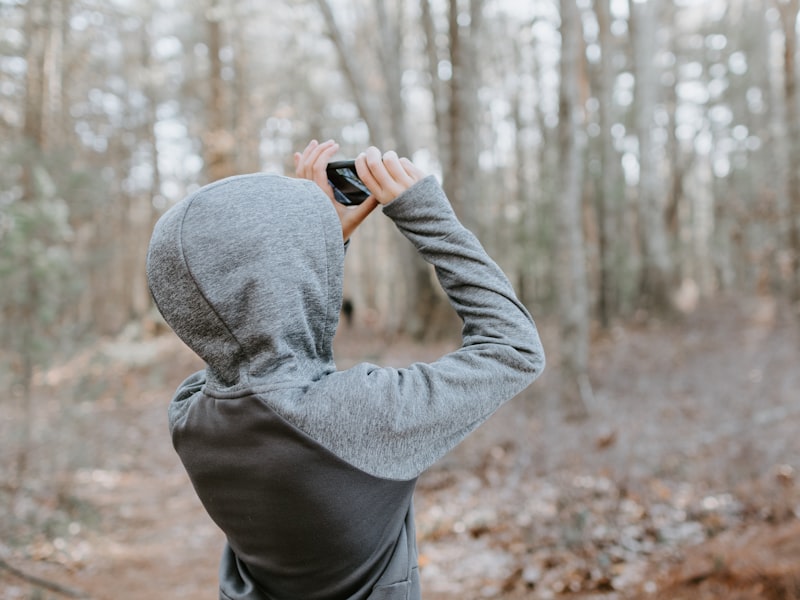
[326,160,370,206]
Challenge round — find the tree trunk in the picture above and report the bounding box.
[556,0,591,420]
[776,0,800,304]
[204,0,236,182]
[316,0,449,340]
[630,0,674,312]
[315,0,386,143]
[375,0,410,155]
[420,0,449,169]
[444,0,482,233]
[14,0,50,501]
[137,12,165,321]
[42,0,68,148]
[22,0,47,150]
[593,0,621,326]
[745,0,781,293]
[230,4,261,174]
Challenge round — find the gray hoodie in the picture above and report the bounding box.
[146,173,544,600]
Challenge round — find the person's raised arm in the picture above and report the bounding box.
[303,146,545,480]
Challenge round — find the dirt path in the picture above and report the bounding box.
[1,341,222,599]
[2,296,799,599]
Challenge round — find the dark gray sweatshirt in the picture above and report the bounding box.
[146,173,544,600]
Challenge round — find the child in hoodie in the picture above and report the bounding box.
[146,140,544,600]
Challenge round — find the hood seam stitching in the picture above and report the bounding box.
[316,194,340,362]
[179,193,249,386]
[319,208,331,359]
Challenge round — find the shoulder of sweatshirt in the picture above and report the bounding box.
[167,370,206,433]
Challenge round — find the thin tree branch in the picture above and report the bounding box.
[0,557,90,599]
[313,0,384,143]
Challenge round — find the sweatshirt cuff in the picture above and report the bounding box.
[383,175,460,237]
[381,175,453,222]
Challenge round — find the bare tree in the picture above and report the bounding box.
[443,0,483,232]
[592,0,623,326]
[774,0,800,304]
[556,0,591,419]
[314,0,386,143]
[229,4,261,174]
[3,0,75,501]
[375,0,411,155]
[204,0,237,182]
[22,0,47,151]
[630,0,674,311]
[420,0,449,169]
[313,0,453,338]
[6,0,800,360]
[134,5,166,320]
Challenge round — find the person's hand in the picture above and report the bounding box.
[355,147,426,205]
[294,139,379,242]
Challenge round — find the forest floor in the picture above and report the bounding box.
[1,295,799,599]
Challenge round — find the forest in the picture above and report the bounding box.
[1,0,799,598]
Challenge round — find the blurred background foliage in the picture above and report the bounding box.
[1,0,799,526]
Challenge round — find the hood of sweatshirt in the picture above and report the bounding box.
[146,174,344,391]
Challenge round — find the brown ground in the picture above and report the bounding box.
[1,295,799,599]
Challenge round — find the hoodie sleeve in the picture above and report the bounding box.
[304,176,545,481]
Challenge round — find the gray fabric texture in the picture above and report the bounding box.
[170,386,419,600]
[147,172,544,481]
[146,171,544,598]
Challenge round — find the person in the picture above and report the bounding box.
[145,140,545,600]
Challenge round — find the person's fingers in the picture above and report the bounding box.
[363,146,386,191]
[295,142,315,177]
[295,139,339,202]
[378,152,412,199]
[295,140,317,177]
[355,149,382,197]
[382,151,416,188]
[400,157,426,181]
[308,139,335,164]
[304,140,335,176]
[313,141,338,176]
[356,146,425,204]
[296,139,335,177]
[294,140,314,177]
[363,146,409,202]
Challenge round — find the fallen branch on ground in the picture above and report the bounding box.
[0,557,90,598]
